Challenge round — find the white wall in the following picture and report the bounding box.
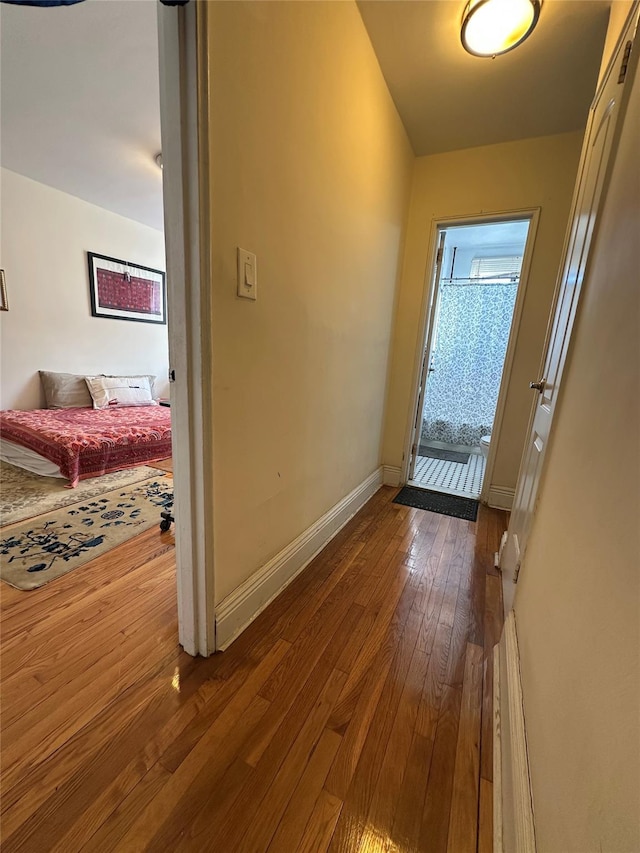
[204,1,413,603]
[0,168,168,410]
[382,131,584,494]
[514,45,640,853]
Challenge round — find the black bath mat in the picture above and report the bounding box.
[393,486,479,522]
[418,445,470,465]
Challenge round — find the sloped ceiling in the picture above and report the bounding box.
[357,0,610,155]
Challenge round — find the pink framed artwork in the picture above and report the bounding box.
[87,252,166,325]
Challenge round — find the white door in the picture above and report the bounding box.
[501,9,639,612]
[408,231,446,481]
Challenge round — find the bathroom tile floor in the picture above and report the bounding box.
[410,451,486,498]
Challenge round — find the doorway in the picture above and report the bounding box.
[408,214,537,500]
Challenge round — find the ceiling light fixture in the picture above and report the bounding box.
[155,152,163,170]
[461,0,541,58]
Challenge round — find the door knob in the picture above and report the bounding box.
[529,379,545,392]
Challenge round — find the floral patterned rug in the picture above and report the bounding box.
[0,461,169,526]
[0,474,173,590]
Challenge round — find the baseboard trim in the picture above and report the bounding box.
[382,465,402,487]
[215,467,383,650]
[488,485,515,511]
[495,611,536,852]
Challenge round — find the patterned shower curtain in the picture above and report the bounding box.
[421,282,517,447]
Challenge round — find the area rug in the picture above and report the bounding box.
[393,486,478,522]
[0,474,173,590]
[418,446,470,465]
[0,460,170,526]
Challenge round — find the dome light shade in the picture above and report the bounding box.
[461,0,541,57]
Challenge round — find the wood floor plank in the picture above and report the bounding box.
[446,643,483,853]
[443,526,475,690]
[388,730,435,853]
[418,684,464,853]
[112,640,289,852]
[1,601,179,785]
[0,649,202,837]
[1,486,506,853]
[46,675,234,852]
[328,561,412,730]
[478,777,494,853]
[185,660,346,853]
[236,668,347,852]
[143,696,269,853]
[414,518,467,742]
[299,789,344,853]
[326,589,424,851]
[358,639,430,848]
[2,581,177,729]
[324,571,418,800]
[82,762,172,853]
[244,598,364,769]
[267,728,342,853]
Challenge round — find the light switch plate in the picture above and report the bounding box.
[237,247,257,300]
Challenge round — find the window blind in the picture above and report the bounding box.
[469,256,523,281]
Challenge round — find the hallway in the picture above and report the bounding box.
[0,486,506,852]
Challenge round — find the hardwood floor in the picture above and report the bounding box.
[0,485,506,852]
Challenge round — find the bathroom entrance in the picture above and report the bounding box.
[408,214,536,499]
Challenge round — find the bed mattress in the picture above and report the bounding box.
[0,407,172,487]
[0,439,65,477]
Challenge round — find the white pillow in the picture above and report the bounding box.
[85,376,158,409]
[104,374,158,400]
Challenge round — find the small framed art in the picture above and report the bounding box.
[0,269,8,311]
[87,252,166,325]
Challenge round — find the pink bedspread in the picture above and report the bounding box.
[0,407,172,487]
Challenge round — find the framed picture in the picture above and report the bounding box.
[0,269,8,311]
[87,252,166,325]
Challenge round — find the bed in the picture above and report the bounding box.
[0,406,172,488]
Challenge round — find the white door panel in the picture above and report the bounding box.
[501,9,639,612]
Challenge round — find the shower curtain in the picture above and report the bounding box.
[421,282,517,447]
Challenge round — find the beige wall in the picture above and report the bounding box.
[382,131,583,493]
[599,1,635,83]
[514,53,639,853]
[205,1,413,602]
[0,168,168,409]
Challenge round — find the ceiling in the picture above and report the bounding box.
[357,0,610,156]
[0,0,610,227]
[0,0,163,230]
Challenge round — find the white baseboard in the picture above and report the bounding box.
[215,467,383,650]
[487,485,515,510]
[494,612,536,853]
[382,465,402,487]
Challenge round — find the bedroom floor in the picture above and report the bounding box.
[0,483,506,852]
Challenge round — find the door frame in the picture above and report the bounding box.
[402,208,541,504]
[157,2,216,656]
[499,2,640,613]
